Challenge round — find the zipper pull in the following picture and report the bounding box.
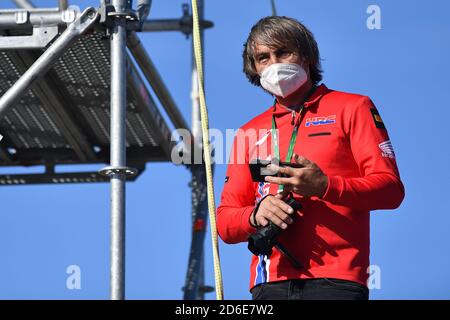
[291,110,295,125]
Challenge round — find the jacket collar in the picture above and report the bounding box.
[272,83,329,116]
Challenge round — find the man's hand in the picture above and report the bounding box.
[252,194,295,230]
[264,153,329,198]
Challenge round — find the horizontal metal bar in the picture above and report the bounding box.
[0,11,213,34]
[0,8,77,29]
[0,146,168,167]
[0,169,144,186]
[141,18,213,33]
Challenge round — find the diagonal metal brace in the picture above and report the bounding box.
[0,7,100,120]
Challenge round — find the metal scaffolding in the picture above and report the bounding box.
[0,0,213,300]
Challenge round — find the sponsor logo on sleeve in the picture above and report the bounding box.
[379,140,395,159]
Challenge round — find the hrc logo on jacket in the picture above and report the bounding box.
[305,115,336,127]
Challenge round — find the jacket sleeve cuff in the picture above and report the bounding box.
[240,205,257,235]
[320,175,343,203]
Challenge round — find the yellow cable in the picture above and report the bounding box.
[191,0,224,300]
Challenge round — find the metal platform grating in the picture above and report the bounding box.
[0,27,175,172]
[0,51,69,150]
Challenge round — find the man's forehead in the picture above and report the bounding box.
[252,42,291,55]
[253,43,275,54]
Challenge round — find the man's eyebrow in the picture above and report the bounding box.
[255,46,290,55]
[274,47,291,52]
[254,52,268,58]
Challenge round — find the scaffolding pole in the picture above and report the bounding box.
[108,0,128,301]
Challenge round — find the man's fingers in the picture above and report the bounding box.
[264,175,294,185]
[267,163,296,176]
[255,193,297,229]
[270,196,294,214]
[272,206,294,225]
[267,199,294,225]
[293,153,313,167]
[264,207,289,229]
[255,215,269,227]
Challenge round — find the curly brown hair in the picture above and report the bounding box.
[243,16,323,87]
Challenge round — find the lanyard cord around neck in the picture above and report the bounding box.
[271,106,304,192]
[270,86,317,192]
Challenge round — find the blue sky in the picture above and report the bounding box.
[1,0,449,300]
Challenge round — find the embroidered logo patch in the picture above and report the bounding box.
[305,115,336,127]
[256,181,271,202]
[371,108,385,129]
[379,140,395,159]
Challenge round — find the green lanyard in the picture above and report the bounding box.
[269,86,317,191]
[271,105,304,192]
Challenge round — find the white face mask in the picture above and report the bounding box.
[259,63,308,98]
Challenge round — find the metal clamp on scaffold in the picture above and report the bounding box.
[100,0,151,31]
[98,166,138,178]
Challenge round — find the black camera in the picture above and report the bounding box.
[248,193,303,269]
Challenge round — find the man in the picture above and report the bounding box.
[216,16,405,300]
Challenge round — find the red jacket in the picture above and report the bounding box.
[216,84,405,290]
